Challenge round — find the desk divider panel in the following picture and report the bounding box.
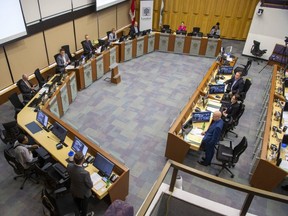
[136,36,145,57]
[96,55,104,79]
[60,83,69,115]
[147,34,155,53]
[49,96,60,118]
[69,73,77,101]
[189,37,201,55]
[91,59,97,82]
[110,47,117,66]
[174,35,185,54]
[206,38,219,58]
[83,62,93,88]
[159,33,169,52]
[124,40,133,61]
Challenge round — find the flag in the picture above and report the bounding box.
[159,0,164,27]
[129,0,136,25]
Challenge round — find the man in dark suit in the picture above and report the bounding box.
[222,94,240,119]
[224,71,245,96]
[56,48,70,74]
[82,34,95,56]
[67,152,94,216]
[18,74,37,98]
[130,21,139,37]
[198,111,224,166]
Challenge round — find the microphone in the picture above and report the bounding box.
[47,135,58,142]
[47,136,68,147]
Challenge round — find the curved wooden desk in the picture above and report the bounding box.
[17,72,129,202]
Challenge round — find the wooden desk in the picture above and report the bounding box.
[17,72,129,202]
[165,59,237,163]
[250,65,287,191]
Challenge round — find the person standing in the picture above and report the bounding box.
[198,111,224,166]
[82,34,95,56]
[67,152,94,216]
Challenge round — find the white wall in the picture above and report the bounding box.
[243,2,288,60]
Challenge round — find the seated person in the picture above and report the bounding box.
[222,94,240,119]
[13,134,39,169]
[224,71,244,96]
[130,21,139,37]
[108,28,118,43]
[209,22,220,37]
[56,48,70,74]
[198,111,224,166]
[178,21,187,31]
[18,74,37,95]
[82,34,95,56]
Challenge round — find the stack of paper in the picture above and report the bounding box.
[91,172,101,185]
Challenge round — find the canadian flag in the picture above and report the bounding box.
[129,0,136,25]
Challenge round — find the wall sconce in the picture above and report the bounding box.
[257,8,264,16]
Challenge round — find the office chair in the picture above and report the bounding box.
[2,121,22,144]
[224,103,245,138]
[34,68,46,88]
[61,45,75,62]
[16,79,35,101]
[211,136,248,178]
[54,54,63,74]
[0,128,12,145]
[250,40,267,64]
[192,27,200,34]
[4,148,39,189]
[8,93,25,119]
[107,31,112,39]
[239,78,252,102]
[234,59,252,76]
[41,187,79,216]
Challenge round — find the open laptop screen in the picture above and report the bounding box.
[209,84,225,94]
[192,111,211,123]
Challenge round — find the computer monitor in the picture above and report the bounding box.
[209,84,225,94]
[219,66,233,75]
[52,121,67,142]
[192,111,211,123]
[93,152,115,177]
[98,39,106,46]
[71,136,88,157]
[36,110,48,128]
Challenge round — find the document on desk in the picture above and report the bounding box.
[184,130,203,146]
[91,172,101,185]
[94,181,105,191]
[279,160,288,172]
[65,65,74,70]
[206,99,221,112]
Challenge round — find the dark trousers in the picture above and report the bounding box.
[201,141,215,165]
[74,197,89,216]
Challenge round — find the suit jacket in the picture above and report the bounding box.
[225,102,240,119]
[82,40,94,55]
[130,26,139,36]
[225,77,244,94]
[67,163,93,199]
[56,54,70,68]
[202,119,224,146]
[18,79,33,94]
[108,32,117,42]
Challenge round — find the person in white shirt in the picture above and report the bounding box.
[13,134,39,169]
[108,28,117,43]
[209,22,220,37]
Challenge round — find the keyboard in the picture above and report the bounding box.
[53,163,69,179]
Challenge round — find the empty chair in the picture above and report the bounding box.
[234,59,252,76]
[192,27,200,33]
[2,121,22,144]
[104,199,134,216]
[4,148,39,189]
[250,40,267,64]
[8,93,24,119]
[211,137,248,177]
[34,68,46,88]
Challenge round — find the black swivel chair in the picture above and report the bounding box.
[34,68,46,88]
[3,121,22,144]
[107,31,112,39]
[54,54,63,74]
[8,93,24,119]
[211,136,248,178]
[239,78,252,102]
[61,45,75,62]
[4,148,39,189]
[234,59,252,76]
[250,40,267,64]
[41,187,79,216]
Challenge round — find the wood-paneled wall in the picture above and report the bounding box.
[0,1,130,91]
[136,0,258,40]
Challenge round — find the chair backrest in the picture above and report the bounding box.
[3,121,21,142]
[8,93,24,109]
[107,31,112,39]
[253,40,260,50]
[163,24,170,30]
[104,199,134,216]
[243,78,252,93]
[4,148,24,175]
[192,27,200,33]
[16,79,25,94]
[54,54,59,63]
[232,136,248,164]
[242,59,252,76]
[34,68,45,88]
[225,46,233,54]
[233,103,245,127]
[61,45,72,59]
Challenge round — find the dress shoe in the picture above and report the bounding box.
[201,157,206,161]
[281,185,288,191]
[197,160,210,166]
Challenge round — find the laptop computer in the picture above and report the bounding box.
[209,84,225,94]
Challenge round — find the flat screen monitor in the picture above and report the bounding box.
[93,152,115,177]
[219,66,233,75]
[71,137,88,157]
[36,110,48,128]
[192,111,211,123]
[209,84,225,94]
[98,39,106,46]
[52,122,67,142]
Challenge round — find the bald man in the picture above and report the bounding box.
[198,111,224,166]
[18,74,37,95]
